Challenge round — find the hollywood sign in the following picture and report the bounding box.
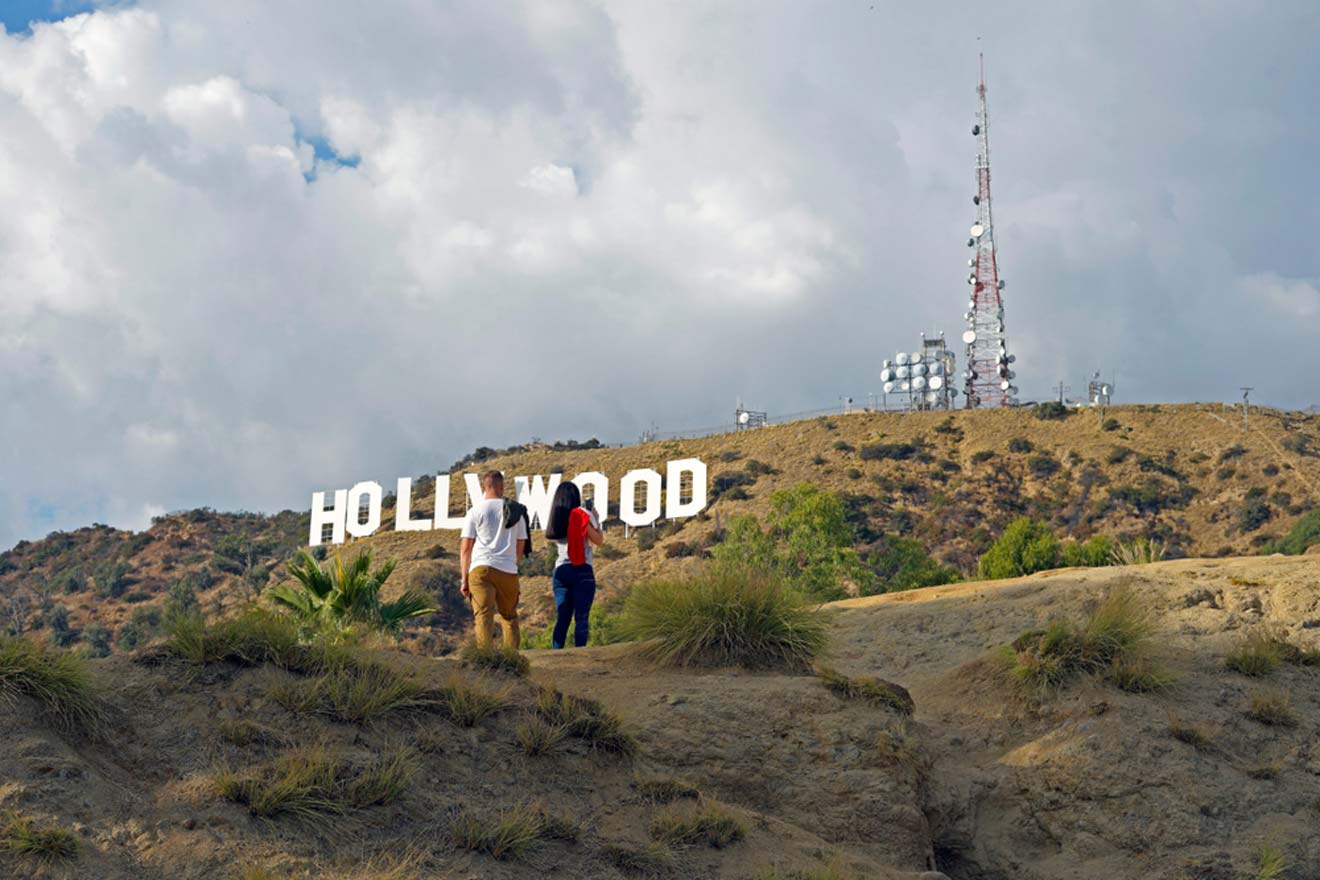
[309,458,708,546]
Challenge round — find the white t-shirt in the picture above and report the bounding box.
[460,499,528,575]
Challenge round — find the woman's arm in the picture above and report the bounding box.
[587,523,604,546]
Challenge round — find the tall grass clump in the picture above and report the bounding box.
[649,803,745,848]
[1000,588,1159,692]
[601,841,676,875]
[1226,625,1319,676]
[0,810,79,862]
[1109,538,1165,566]
[158,606,352,674]
[450,802,573,860]
[815,667,914,715]
[617,567,827,670]
[0,634,112,737]
[214,744,418,819]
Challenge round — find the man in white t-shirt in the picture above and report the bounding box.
[459,470,528,649]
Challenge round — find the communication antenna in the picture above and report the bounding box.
[734,399,767,430]
[961,52,1017,408]
[1054,381,1071,404]
[1240,387,1253,431]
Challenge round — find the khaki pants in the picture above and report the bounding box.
[469,566,520,649]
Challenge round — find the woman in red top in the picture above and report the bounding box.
[544,482,605,648]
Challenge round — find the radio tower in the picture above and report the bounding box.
[962,54,1017,408]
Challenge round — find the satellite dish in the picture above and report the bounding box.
[1001,380,1011,391]
[967,275,975,285]
[967,238,975,247]
[880,368,893,382]
[910,352,923,363]
[1008,385,1019,395]
[895,352,909,365]
[930,362,944,376]
[1101,384,1111,395]
[1006,370,1015,380]
[967,300,975,310]
[913,376,927,391]
[950,388,959,396]
[896,365,910,379]
[738,411,750,425]
[962,330,977,344]
[972,124,980,136]
[883,381,895,394]
[882,359,891,367]
[899,380,911,392]
[972,194,980,205]
[967,259,975,268]
[1007,354,1016,364]
[913,363,927,377]
[925,391,939,403]
[930,375,944,390]
[970,223,985,238]
[998,280,1006,290]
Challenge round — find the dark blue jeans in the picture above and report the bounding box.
[551,564,596,648]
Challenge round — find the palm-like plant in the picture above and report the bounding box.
[269,550,435,636]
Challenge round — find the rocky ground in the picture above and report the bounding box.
[3,552,1320,878]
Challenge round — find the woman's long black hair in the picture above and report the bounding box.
[544,481,582,541]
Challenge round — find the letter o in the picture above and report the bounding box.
[345,480,383,538]
[620,468,662,527]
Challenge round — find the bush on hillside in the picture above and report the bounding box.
[865,536,959,594]
[858,442,917,462]
[1059,535,1116,568]
[1101,418,1121,432]
[618,567,828,670]
[1033,401,1070,420]
[978,518,1061,579]
[1263,510,1320,555]
[1239,498,1273,532]
[711,485,874,599]
[1007,437,1034,454]
[1028,453,1060,479]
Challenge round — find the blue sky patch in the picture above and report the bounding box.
[1,1,102,34]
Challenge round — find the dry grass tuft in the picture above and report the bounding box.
[634,775,701,804]
[1000,588,1159,693]
[214,744,418,819]
[1109,538,1165,565]
[450,801,575,860]
[0,810,79,863]
[0,634,113,738]
[161,607,354,674]
[1226,628,1286,677]
[1167,716,1212,751]
[1246,690,1298,727]
[535,687,637,756]
[601,840,676,875]
[459,644,530,677]
[429,673,510,728]
[649,802,745,848]
[816,667,914,715]
[515,715,568,756]
[217,718,286,748]
[1250,842,1288,880]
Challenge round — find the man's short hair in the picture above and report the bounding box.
[480,470,504,491]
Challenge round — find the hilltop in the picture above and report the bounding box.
[3,553,1320,878]
[3,403,1320,654]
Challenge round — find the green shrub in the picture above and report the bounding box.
[1028,453,1060,479]
[1059,535,1115,568]
[1000,588,1155,692]
[865,536,959,593]
[844,467,862,480]
[649,803,745,848]
[978,518,1060,579]
[710,471,757,501]
[745,459,775,476]
[634,775,701,804]
[1219,444,1247,463]
[1033,401,1069,420]
[0,810,79,862]
[515,715,567,756]
[858,442,917,461]
[1106,445,1133,464]
[1007,437,1034,453]
[618,567,827,670]
[1239,499,1273,532]
[1264,510,1320,555]
[831,440,854,452]
[1101,418,1121,431]
[971,450,995,464]
[711,484,874,599]
[82,623,112,658]
[159,606,339,671]
[0,635,112,737]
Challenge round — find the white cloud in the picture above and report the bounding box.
[0,1,1318,549]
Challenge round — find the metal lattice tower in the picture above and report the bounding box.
[962,54,1017,408]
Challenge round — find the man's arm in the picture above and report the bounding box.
[459,538,474,597]
[515,519,527,565]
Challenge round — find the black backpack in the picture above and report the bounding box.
[502,499,533,554]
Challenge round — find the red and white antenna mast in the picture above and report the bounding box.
[962,53,1017,408]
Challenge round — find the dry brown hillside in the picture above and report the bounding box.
[3,403,1320,654]
[4,553,1320,878]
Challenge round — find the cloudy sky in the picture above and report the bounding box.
[1,1,1317,549]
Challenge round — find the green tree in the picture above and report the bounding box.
[713,484,874,600]
[270,550,435,636]
[978,518,1061,579]
[83,623,112,658]
[866,536,960,594]
[1060,535,1116,568]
